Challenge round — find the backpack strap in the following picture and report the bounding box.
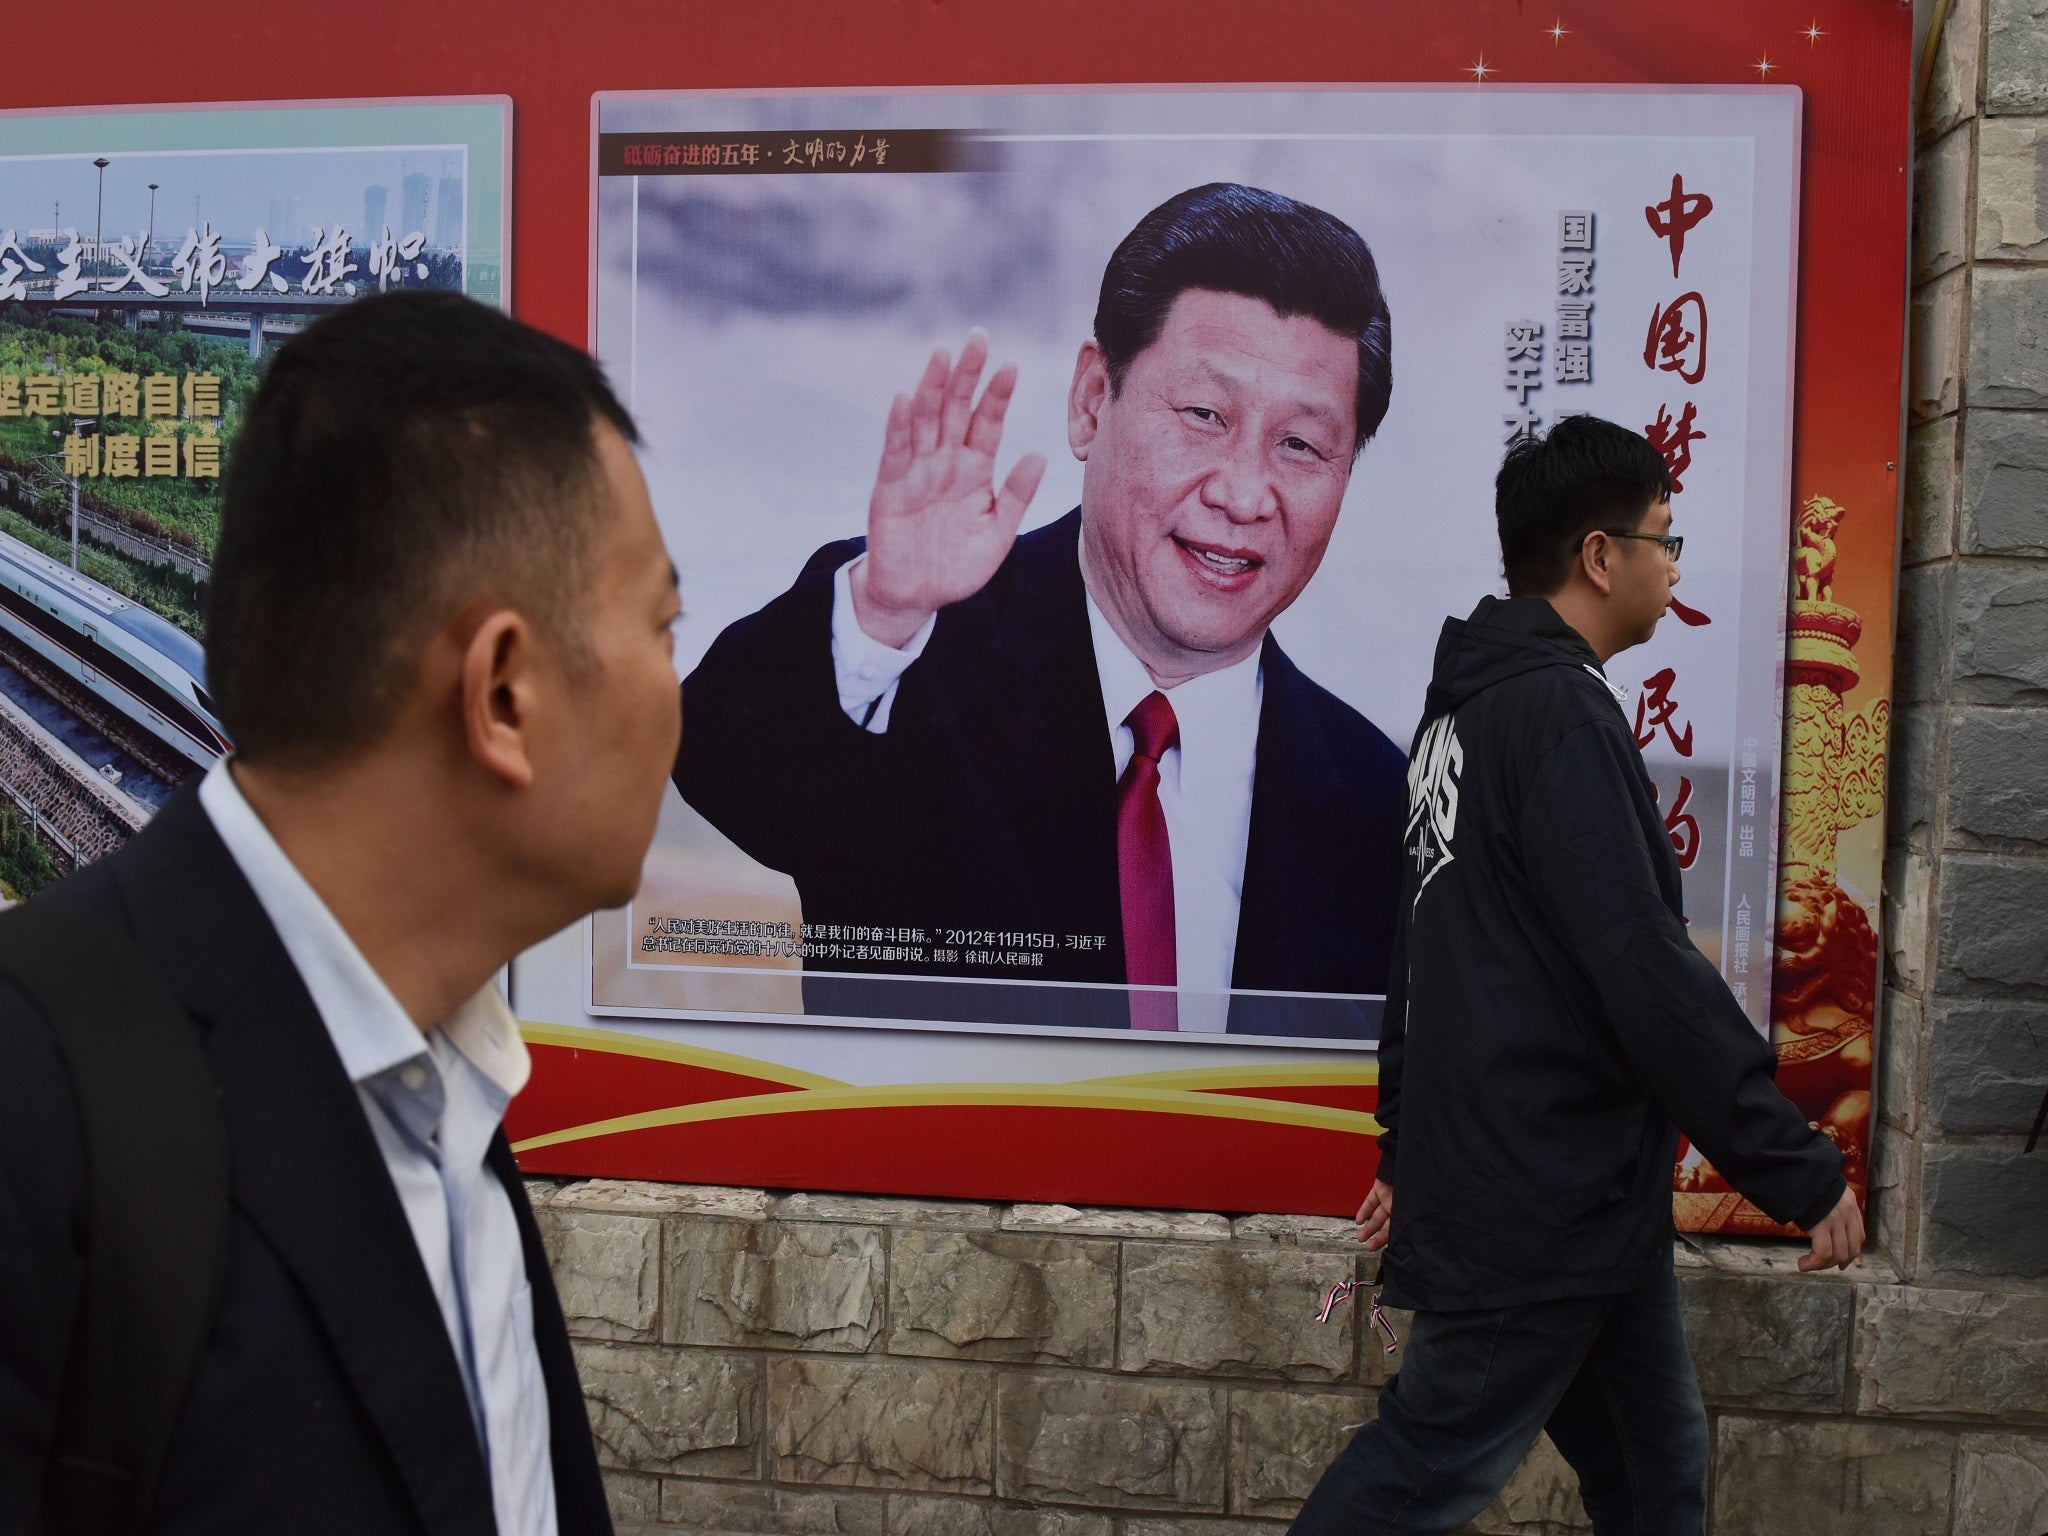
[0,890,228,1536]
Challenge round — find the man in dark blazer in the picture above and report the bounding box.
[678,184,1405,1036]
[0,294,683,1533]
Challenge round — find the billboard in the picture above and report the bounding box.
[0,98,508,891]
[510,80,1896,1223]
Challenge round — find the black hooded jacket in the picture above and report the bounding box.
[1375,596,1845,1311]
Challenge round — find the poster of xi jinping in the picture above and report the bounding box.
[0,98,506,898]
[563,87,1798,1054]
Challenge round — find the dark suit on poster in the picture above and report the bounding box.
[676,509,1408,1034]
[0,790,612,1536]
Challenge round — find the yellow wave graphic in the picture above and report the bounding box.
[515,1021,1381,1154]
[522,1021,845,1089]
[1079,1061,1378,1091]
[512,1079,1380,1154]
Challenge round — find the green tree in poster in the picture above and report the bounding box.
[0,805,58,901]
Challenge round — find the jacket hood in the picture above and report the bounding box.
[1422,596,1603,720]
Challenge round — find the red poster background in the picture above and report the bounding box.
[3,0,1910,1221]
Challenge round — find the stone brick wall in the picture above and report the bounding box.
[533,1180,2048,1535]
[1888,0,2048,1286]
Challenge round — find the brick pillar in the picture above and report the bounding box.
[1884,0,2048,1285]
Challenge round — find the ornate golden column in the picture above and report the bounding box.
[1768,495,1886,1198]
[1678,495,1885,1228]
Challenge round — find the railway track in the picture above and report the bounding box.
[0,626,195,791]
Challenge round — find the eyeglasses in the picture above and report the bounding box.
[1597,529,1684,562]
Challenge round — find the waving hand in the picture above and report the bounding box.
[850,329,1046,648]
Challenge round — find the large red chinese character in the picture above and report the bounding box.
[1668,596,1712,627]
[1633,667,1695,757]
[1645,401,1704,493]
[1659,775,1700,869]
[1644,292,1708,384]
[1645,173,1713,278]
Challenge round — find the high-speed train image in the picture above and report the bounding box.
[0,528,229,768]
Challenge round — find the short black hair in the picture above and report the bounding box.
[209,291,639,767]
[1094,183,1393,456]
[1495,415,1672,596]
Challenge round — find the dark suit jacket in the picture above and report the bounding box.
[0,788,612,1536]
[677,509,1407,1036]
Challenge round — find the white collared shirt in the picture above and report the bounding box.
[197,760,556,1536]
[830,556,937,732]
[1083,587,1262,1030]
[830,552,1263,1029]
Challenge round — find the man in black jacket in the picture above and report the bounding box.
[0,294,682,1534]
[1290,416,1861,1534]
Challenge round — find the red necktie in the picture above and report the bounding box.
[1117,690,1179,1031]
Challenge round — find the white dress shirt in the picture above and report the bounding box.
[830,552,1263,1031]
[831,556,937,732]
[197,761,557,1536]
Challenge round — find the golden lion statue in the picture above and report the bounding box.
[1794,495,1845,604]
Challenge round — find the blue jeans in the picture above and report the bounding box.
[1288,1266,1707,1536]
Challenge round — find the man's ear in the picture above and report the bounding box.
[1577,530,1616,598]
[459,608,540,789]
[1067,339,1111,461]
